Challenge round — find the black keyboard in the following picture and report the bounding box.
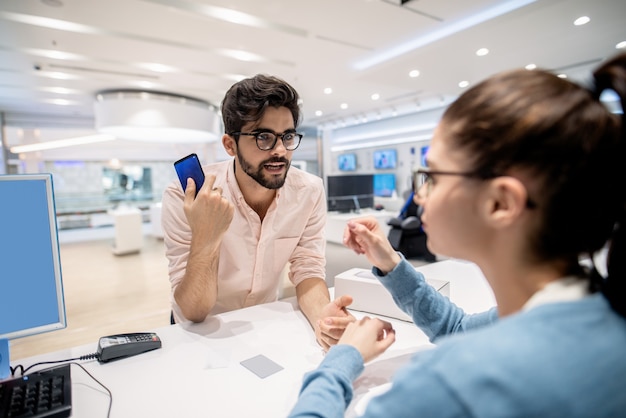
[0,364,71,418]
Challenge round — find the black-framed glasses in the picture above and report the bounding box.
[412,167,536,208]
[230,131,303,151]
[413,167,483,197]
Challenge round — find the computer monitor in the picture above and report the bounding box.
[0,174,67,378]
[373,173,396,197]
[326,174,374,213]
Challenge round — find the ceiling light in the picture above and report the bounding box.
[40,71,78,80]
[476,48,489,56]
[557,74,567,79]
[458,81,470,88]
[409,70,420,78]
[525,63,537,70]
[371,93,380,101]
[10,134,115,153]
[94,90,219,143]
[134,81,157,89]
[217,48,265,62]
[138,62,177,73]
[315,110,323,117]
[324,87,333,94]
[353,0,537,70]
[616,41,626,49]
[340,103,348,110]
[45,98,75,105]
[330,133,433,152]
[574,16,590,26]
[25,48,84,60]
[40,87,79,94]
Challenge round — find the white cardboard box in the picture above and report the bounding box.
[335,267,450,322]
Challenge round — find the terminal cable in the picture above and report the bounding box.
[8,355,112,418]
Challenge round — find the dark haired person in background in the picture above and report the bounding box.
[162,74,354,349]
[289,52,626,417]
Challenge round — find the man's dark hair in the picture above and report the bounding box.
[221,74,301,134]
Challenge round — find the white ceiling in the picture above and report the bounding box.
[0,0,625,150]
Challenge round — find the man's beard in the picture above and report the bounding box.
[237,149,290,190]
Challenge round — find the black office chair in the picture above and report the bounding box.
[387,193,436,262]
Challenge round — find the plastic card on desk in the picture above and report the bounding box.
[240,354,284,379]
[335,268,450,322]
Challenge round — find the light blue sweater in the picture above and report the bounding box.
[289,259,626,418]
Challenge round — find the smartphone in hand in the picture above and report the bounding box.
[174,153,205,196]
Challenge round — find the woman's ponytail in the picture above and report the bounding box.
[593,53,626,317]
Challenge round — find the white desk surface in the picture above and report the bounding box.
[13,259,495,418]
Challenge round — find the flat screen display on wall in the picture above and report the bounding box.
[373,149,397,169]
[338,153,357,171]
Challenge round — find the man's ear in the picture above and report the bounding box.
[222,134,236,157]
[482,176,529,228]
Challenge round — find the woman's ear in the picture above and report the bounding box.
[482,176,529,228]
[222,134,236,157]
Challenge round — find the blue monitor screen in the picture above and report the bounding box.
[338,153,357,171]
[373,149,397,169]
[0,174,66,342]
[420,145,430,166]
[373,173,396,197]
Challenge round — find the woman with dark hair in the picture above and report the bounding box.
[289,52,626,417]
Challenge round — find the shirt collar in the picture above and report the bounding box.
[522,276,590,311]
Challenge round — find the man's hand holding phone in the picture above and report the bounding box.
[183,174,234,248]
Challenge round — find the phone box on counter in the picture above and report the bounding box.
[334,268,450,322]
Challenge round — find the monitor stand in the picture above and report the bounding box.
[0,338,9,379]
[352,196,361,214]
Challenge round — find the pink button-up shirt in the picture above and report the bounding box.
[161,159,327,322]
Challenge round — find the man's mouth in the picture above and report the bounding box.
[263,161,287,173]
[264,162,285,173]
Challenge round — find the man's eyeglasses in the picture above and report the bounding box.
[230,131,303,151]
[412,167,536,208]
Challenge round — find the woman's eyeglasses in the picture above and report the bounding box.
[412,167,536,208]
[412,167,483,197]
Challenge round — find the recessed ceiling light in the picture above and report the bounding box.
[315,110,323,117]
[557,74,567,79]
[371,93,380,101]
[476,48,489,56]
[617,41,626,49]
[409,70,420,78]
[324,87,332,94]
[459,81,470,88]
[340,103,348,110]
[525,63,537,70]
[574,16,590,26]
[139,63,177,73]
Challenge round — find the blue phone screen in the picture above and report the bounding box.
[174,153,205,194]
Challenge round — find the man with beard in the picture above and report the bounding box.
[161,74,354,350]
